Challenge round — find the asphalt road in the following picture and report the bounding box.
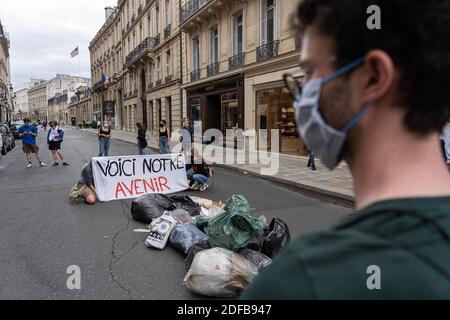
[0,127,350,300]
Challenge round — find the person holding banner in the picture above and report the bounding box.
[69,161,97,205]
[136,123,148,155]
[187,150,211,192]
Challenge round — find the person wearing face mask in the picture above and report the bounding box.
[243,0,450,300]
[97,120,112,157]
[159,120,171,154]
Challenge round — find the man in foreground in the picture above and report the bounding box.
[243,0,450,299]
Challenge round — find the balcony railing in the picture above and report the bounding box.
[229,52,246,69]
[164,24,171,39]
[165,75,173,83]
[207,62,220,76]
[155,33,161,46]
[125,36,159,66]
[155,79,162,87]
[190,69,201,82]
[180,0,213,24]
[138,5,143,15]
[257,40,280,62]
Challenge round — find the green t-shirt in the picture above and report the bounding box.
[242,197,450,300]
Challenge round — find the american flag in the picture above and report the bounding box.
[70,47,79,58]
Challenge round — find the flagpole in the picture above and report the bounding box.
[77,46,80,76]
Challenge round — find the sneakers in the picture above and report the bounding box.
[63,162,69,166]
[199,183,210,192]
[53,162,59,167]
[26,162,47,168]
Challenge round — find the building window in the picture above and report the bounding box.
[256,87,307,155]
[232,12,244,55]
[147,14,153,36]
[156,56,161,81]
[209,26,219,64]
[155,5,160,35]
[166,50,171,77]
[192,38,200,71]
[261,0,276,45]
[165,0,171,26]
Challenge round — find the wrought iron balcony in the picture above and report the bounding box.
[125,36,160,67]
[138,5,143,15]
[165,75,173,83]
[155,33,161,46]
[190,69,201,82]
[256,40,280,62]
[229,52,246,70]
[207,62,220,76]
[180,0,213,24]
[155,79,162,86]
[164,24,171,39]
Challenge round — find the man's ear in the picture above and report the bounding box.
[358,50,395,105]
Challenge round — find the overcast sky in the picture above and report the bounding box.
[0,0,116,87]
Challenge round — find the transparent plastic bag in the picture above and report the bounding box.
[169,224,207,256]
[169,209,195,225]
[183,247,258,298]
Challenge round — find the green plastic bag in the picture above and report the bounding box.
[204,195,264,252]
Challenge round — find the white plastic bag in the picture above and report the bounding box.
[190,196,213,209]
[200,205,225,219]
[145,213,177,250]
[183,247,258,298]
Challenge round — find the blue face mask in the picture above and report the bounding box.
[294,57,373,170]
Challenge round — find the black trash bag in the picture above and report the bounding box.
[131,194,174,224]
[261,218,291,258]
[169,195,201,216]
[238,248,273,272]
[170,224,207,256]
[185,240,211,271]
[246,231,265,252]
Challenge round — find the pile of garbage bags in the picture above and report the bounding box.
[131,194,291,298]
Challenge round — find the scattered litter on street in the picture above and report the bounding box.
[131,193,291,298]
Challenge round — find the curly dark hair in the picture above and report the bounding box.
[296,0,450,134]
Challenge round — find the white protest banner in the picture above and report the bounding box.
[92,154,189,202]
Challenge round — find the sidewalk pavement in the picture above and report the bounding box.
[79,127,355,205]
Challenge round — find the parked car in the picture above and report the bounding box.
[9,124,21,139]
[0,124,15,156]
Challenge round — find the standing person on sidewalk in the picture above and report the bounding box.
[244,0,450,300]
[136,122,148,155]
[159,120,171,154]
[47,121,69,167]
[307,151,317,171]
[180,117,194,156]
[97,120,112,157]
[18,118,47,169]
